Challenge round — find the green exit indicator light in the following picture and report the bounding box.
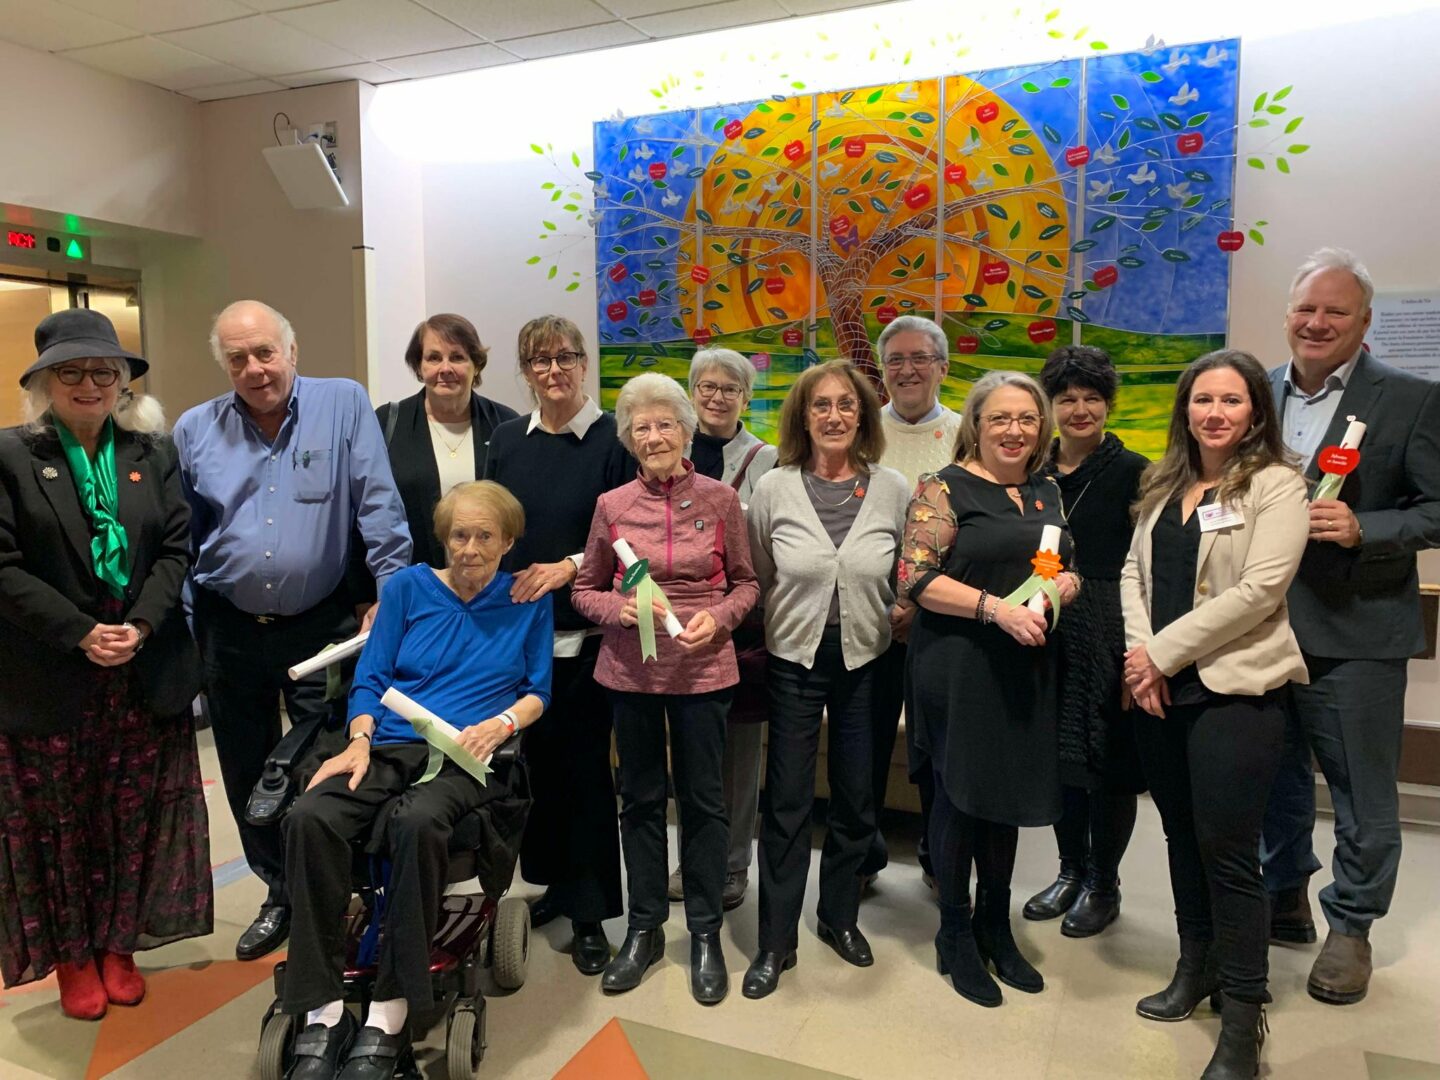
[65,239,84,259]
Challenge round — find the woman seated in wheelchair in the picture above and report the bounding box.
[282,480,552,1080]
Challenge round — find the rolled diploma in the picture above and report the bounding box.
[613,538,684,637]
[380,687,492,767]
[1313,417,1367,500]
[288,631,370,681]
[1028,524,1063,615]
[1338,417,1367,451]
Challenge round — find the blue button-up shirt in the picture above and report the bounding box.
[1281,351,1361,468]
[174,375,411,616]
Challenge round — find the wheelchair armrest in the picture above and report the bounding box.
[244,717,329,827]
[491,732,523,765]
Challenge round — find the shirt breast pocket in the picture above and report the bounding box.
[291,447,335,502]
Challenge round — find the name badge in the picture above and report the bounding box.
[1197,503,1244,532]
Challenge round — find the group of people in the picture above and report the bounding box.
[0,245,1435,1080]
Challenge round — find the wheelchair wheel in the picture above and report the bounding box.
[446,1002,485,1079]
[258,1009,296,1080]
[491,896,529,991]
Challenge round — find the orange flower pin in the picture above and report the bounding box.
[128,471,142,483]
[1031,548,1063,580]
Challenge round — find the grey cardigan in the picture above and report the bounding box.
[747,463,910,670]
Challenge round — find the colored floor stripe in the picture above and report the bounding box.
[211,856,254,889]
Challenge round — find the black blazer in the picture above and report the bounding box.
[1270,351,1440,659]
[374,389,519,570]
[0,424,202,734]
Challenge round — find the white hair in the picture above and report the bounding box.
[687,348,755,398]
[22,359,167,435]
[614,373,698,454]
[1289,247,1374,312]
[877,314,948,360]
[209,299,296,368]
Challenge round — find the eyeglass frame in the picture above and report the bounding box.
[524,350,584,374]
[809,396,861,418]
[694,380,745,402]
[52,365,122,387]
[631,418,683,440]
[981,411,1043,432]
[881,352,946,371]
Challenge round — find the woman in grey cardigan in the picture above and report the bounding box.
[741,359,910,999]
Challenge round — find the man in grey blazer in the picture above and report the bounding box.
[1261,248,1440,1004]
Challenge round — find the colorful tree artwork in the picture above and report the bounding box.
[591,39,1241,455]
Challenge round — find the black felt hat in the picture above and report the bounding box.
[21,308,148,387]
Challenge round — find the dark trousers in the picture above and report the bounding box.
[929,774,1017,907]
[1261,655,1408,936]
[195,587,355,908]
[1134,694,1285,1004]
[758,630,877,952]
[281,746,493,1014]
[611,689,730,934]
[862,639,911,876]
[1053,783,1137,882]
[518,639,623,923]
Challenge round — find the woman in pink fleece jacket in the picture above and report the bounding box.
[571,373,759,1005]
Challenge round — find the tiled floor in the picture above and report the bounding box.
[1,729,1437,1079]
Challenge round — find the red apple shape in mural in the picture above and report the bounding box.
[751,352,772,372]
[981,262,1010,285]
[830,214,852,236]
[1064,146,1091,167]
[607,301,628,322]
[945,163,966,184]
[648,162,667,180]
[976,102,999,123]
[690,265,711,283]
[784,140,805,161]
[782,327,803,346]
[637,289,657,306]
[765,277,785,295]
[692,327,712,345]
[904,184,932,209]
[845,138,866,158]
[1027,320,1057,344]
[876,305,898,324]
[608,263,628,283]
[1217,231,1245,252]
[1176,133,1204,156]
[724,119,743,139]
[1093,265,1119,288]
[955,335,980,354]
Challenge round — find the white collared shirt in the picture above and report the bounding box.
[883,400,944,425]
[1282,351,1361,467]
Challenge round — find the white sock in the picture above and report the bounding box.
[306,1000,345,1028]
[365,997,408,1036]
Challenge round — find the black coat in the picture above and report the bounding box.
[0,424,201,734]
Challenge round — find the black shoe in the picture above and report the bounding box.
[237,906,291,962]
[1022,863,1083,921]
[600,928,665,993]
[741,949,796,999]
[571,921,611,976]
[1136,937,1222,1022]
[1269,885,1317,945]
[1201,997,1266,1079]
[936,900,1002,1008]
[816,921,874,967]
[690,932,728,1004]
[1061,876,1121,938]
[973,888,1043,993]
[286,1009,357,1080]
[528,890,564,929]
[721,871,749,911]
[336,1025,410,1080]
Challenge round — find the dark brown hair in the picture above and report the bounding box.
[1040,344,1119,406]
[405,314,489,387]
[776,359,885,471]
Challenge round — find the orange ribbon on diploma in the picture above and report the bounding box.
[1003,524,1065,630]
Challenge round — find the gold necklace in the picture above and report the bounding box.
[803,469,862,507]
[428,417,470,459]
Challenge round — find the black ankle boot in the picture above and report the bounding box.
[1060,873,1121,938]
[973,888,1043,993]
[600,927,665,993]
[1136,937,1222,1021]
[1022,860,1084,921]
[1201,997,1266,1079]
[690,932,727,1004]
[936,900,1001,1007]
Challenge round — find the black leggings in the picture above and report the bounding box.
[1053,784,1137,880]
[1133,693,1285,1004]
[928,770,1018,908]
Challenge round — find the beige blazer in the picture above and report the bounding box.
[1121,463,1309,696]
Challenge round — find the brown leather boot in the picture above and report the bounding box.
[1307,928,1371,1005]
[1269,886,1316,945]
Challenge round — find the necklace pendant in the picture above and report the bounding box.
[449,450,458,458]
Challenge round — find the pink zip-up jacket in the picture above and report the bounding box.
[572,462,760,694]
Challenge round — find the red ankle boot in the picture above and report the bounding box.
[100,952,146,1006]
[55,959,108,1020]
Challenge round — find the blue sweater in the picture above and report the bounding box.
[349,565,553,746]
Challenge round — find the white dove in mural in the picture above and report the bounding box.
[970,171,994,190]
[1127,163,1157,185]
[661,190,681,208]
[634,142,655,161]
[608,108,626,123]
[720,198,742,215]
[1169,83,1199,107]
[742,196,764,214]
[762,175,783,193]
[1166,181,1193,202]
[825,101,848,118]
[1198,44,1229,68]
[627,165,646,183]
[956,132,981,156]
[1162,49,1191,74]
[820,160,840,180]
[896,83,919,102]
[1140,34,1167,56]
[1088,178,1114,199]
[587,209,602,228]
[634,117,655,134]
[1093,142,1119,165]
[593,182,610,201]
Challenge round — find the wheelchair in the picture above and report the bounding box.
[245,717,532,1080]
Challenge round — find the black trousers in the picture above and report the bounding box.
[195,587,355,908]
[929,775,1017,907]
[611,688,730,934]
[758,628,877,952]
[518,639,623,923]
[1134,693,1285,1004]
[1052,783,1137,882]
[862,639,913,876]
[281,746,494,1014]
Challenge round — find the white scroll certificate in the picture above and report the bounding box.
[612,537,685,637]
[1028,524,1063,615]
[288,631,370,681]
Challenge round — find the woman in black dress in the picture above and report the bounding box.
[1023,346,1148,937]
[900,371,1078,1008]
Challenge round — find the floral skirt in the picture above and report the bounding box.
[0,666,213,987]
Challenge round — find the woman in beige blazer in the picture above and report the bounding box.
[1120,349,1307,1080]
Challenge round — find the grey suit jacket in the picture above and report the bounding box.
[1270,351,1440,659]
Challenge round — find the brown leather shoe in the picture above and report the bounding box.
[1270,886,1317,945]
[1307,929,1371,1005]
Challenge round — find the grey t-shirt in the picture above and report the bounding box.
[803,471,865,624]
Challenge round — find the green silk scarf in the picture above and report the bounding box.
[55,417,130,600]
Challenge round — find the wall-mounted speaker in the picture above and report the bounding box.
[262,142,349,210]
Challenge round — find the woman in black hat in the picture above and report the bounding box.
[0,309,212,1020]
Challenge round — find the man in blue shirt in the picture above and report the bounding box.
[175,299,411,961]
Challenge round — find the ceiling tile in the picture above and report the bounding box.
[60,0,256,34]
[0,0,136,52]
[161,14,362,75]
[60,36,252,91]
[631,0,790,38]
[418,0,612,41]
[501,21,645,61]
[273,61,407,87]
[273,0,479,61]
[378,43,516,77]
[778,0,892,14]
[183,77,288,100]
[596,0,714,17]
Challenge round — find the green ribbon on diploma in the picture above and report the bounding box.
[1312,472,1344,502]
[409,714,491,787]
[1001,548,1065,631]
[315,641,343,702]
[620,557,674,663]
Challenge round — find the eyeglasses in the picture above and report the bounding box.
[982,412,1042,432]
[632,419,681,440]
[810,397,859,418]
[525,350,583,373]
[53,366,121,387]
[695,380,744,402]
[882,353,944,370]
